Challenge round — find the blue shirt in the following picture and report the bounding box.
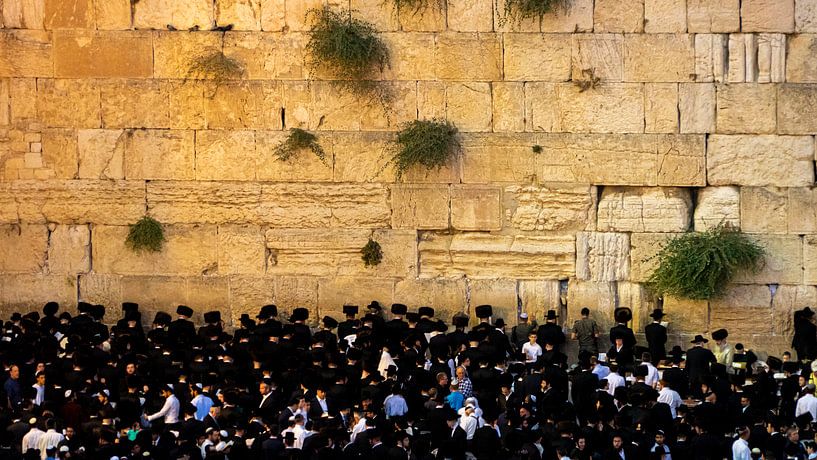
[384,394,409,418]
[191,394,213,421]
[445,391,464,411]
[4,377,20,409]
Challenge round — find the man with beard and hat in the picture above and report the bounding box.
[686,335,716,394]
[536,310,565,352]
[712,329,733,369]
[793,307,817,362]
[609,307,636,349]
[644,309,668,364]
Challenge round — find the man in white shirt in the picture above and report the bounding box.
[657,380,683,418]
[641,353,659,387]
[606,364,625,396]
[796,383,817,421]
[32,372,46,406]
[147,385,180,425]
[21,418,44,454]
[459,404,480,440]
[522,333,543,364]
[732,426,751,460]
[37,419,64,460]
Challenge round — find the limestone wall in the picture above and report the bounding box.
[1,0,816,354]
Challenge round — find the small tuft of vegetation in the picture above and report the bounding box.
[305,7,389,100]
[389,119,460,180]
[273,128,328,165]
[646,224,765,301]
[390,0,445,15]
[532,144,543,154]
[361,238,383,267]
[499,0,569,26]
[126,216,165,253]
[575,68,601,92]
[187,49,245,97]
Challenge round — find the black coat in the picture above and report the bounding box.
[685,346,716,383]
[644,322,667,362]
[472,426,501,460]
[437,426,467,460]
[609,324,636,349]
[536,323,565,351]
[792,317,817,360]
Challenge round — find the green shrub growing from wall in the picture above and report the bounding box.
[390,0,445,15]
[361,238,383,267]
[500,0,569,26]
[647,225,765,300]
[126,216,165,253]
[390,119,460,180]
[273,128,328,165]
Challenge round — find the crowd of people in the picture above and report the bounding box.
[1,299,817,460]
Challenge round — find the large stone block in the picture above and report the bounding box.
[48,225,91,274]
[788,188,817,234]
[629,232,677,282]
[153,32,222,79]
[349,0,398,32]
[597,187,693,232]
[663,296,709,334]
[0,274,76,310]
[445,82,493,132]
[259,183,391,228]
[0,180,145,225]
[797,0,817,32]
[100,80,169,129]
[195,130,257,181]
[147,181,262,224]
[317,277,394,316]
[778,84,817,134]
[40,129,79,180]
[217,225,265,275]
[215,0,261,30]
[771,285,817,335]
[732,235,803,284]
[93,0,130,29]
[741,0,795,32]
[576,232,630,281]
[381,33,436,80]
[786,34,817,82]
[92,225,219,276]
[450,185,502,231]
[205,82,282,129]
[687,0,740,32]
[739,187,789,234]
[756,33,786,83]
[419,233,575,279]
[224,32,306,80]
[679,83,716,133]
[391,184,450,230]
[393,278,467,315]
[565,280,617,332]
[0,225,47,273]
[715,84,776,134]
[434,33,502,81]
[694,34,728,83]
[803,236,817,284]
[518,280,562,318]
[133,0,214,30]
[397,0,445,31]
[256,131,332,182]
[44,0,93,28]
[447,0,493,31]
[555,84,645,133]
[0,30,52,77]
[503,184,596,232]
[77,129,126,180]
[694,186,740,230]
[571,34,625,82]
[328,132,393,183]
[710,284,773,336]
[504,33,571,81]
[492,82,525,132]
[227,276,274,317]
[53,31,153,78]
[594,0,644,32]
[707,135,814,186]
[123,130,195,180]
[77,273,122,310]
[468,279,519,324]
[265,229,416,278]
[645,83,679,133]
[645,0,687,32]
[624,34,695,82]
[36,79,101,128]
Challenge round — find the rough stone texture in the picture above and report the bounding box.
[645,83,679,133]
[663,296,709,333]
[741,0,795,33]
[715,84,776,134]
[797,0,817,32]
[124,130,195,180]
[565,280,617,332]
[732,235,803,285]
[575,232,631,281]
[629,232,677,282]
[679,83,716,133]
[450,185,502,231]
[710,285,773,336]
[772,285,817,336]
[687,0,740,32]
[0,30,52,77]
[503,184,596,232]
[133,0,214,30]
[787,34,817,83]
[504,34,571,82]
[48,224,91,274]
[778,84,817,134]
[707,135,814,186]
[645,0,687,33]
[571,34,625,82]
[740,187,790,234]
[518,280,562,317]
[594,0,645,33]
[624,34,695,82]
[217,225,265,275]
[0,225,47,273]
[804,236,817,284]
[468,279,519,324]
[390,185,450,230]
[693,186,740,230]
[53,31,153,78]
[597,187,693,232]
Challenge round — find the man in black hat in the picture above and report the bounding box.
[169,305,196,347]
[384,304,409,352]
[313,316,339,352]
[536,310,565,352]
[686,334,716,394]
[473,305,494,336]
[289,308,312,350]
[712,328,733,368]
[793,307,817,361]
[645,309,668,364]
[338,305,359,342]
[610,307,636,349]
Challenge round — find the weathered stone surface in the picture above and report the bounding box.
[147,181,262,224]
[504,34,572,81]
[707,135,814,186]
[468,279,519,325]
[797,0,817,31]
[349,0,398,32]
[740,187,789,234]
[461,133,705,186]
[92,225,219,276]
[265,229,416,278]
[598,187,692,232]
[731,235,803,285]
[152,32,221,79]
[576,232,630,281]
[419,233,575,279]
[100,80,167,129]
[224,32,307,80]
[565,280,617,332]
[555,84,645,133]
[803,236,817,284]
[778,84,817,134]
[0,30,51,77]
[77,273,122,309]
[227,276,274,317]
[756,33,786,83]
[0,225,47,273]
[694,34,727,83]
[217,225,265,275]
[710,284,773,336]
[205,82,282,130]
[77,129,126,179]
[644,83,678,133]
[93,0,130,29]
[195,130,256,181]
[788,188,817,234]
[663,296,709,333]
[679,83,716,133]
[133,0,214,30]
[445,82,493,132]
[447,0,492,31]
[741,0,795,32]
[450,185,502,231]
[381,33,435,80]
[48,225,90,274]
[594,0,644,32]
[317,277,394,315]
[694,186,740,230]
[0,274,76,309]
[624,34,695,82]
[518,280,562,318]
[571,34,625,82]
[256,131,332,182]
[645,0,687,32]
[0,180,145,224]
[391,184,450,230]
[393,278,467,313]
[40,129,78,179]
[36,79,101,128]
[123,130,195,180]
[53,31,153,78]
[397,0,445,31]
[715,84,776,134]
[503,184,596,232]
[492,82,525,132]
[434,33,502,81]
[259,0,284,31]
[629,232,677,282]
[772,285,817,335]
[215,0,261,30]
[786,34,817,82]
[687,0,740,32]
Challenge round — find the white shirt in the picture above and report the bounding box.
[652,443,671,460]
[22,427,44,453]
[459,414,479,440]
[148,394,180,424]
[796,393,817,421]
[281,425,306,449]
[32,384,45,406]
[606,372,625,396]
[37,429,64,460]
[658,387,683,418]
[732,438,751,460]
[644,362,659,387]
[522,342,543,363]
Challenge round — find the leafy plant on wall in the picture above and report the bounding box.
[646,224,765,300]
[361,238,383,267]
[186,33,245,98]
[273,128,329,166]
[126,216,165,253]
[390,0,445,15]
[499,0,570,26]
[388,119,460,180]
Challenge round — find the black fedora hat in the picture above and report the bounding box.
[691,334,709,344]
[649,308,665,319]
[475,305,493,319]
[712,328,728,341]
[391,303,407,315]
[545,310,558,320]
[614,307,632,323]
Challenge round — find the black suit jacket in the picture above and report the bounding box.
[472,426,501,460]
[686,346,716,382]
[609,324,636,348]
[437,426,467,460]
[644,323,667,361]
